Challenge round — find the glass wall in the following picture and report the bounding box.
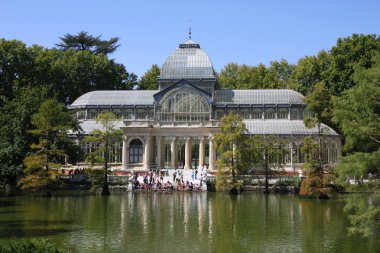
[157,89,210,122]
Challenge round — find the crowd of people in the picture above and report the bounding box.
[130,167,207,192]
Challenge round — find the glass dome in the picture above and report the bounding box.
[160,39,216,80]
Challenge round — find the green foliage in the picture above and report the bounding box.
[56,31,120,55]
[327,34,380,96]
[336,149,380,185]
[245,135,288,193]
[214,113,248,191]
[85,112,122,195]
[86,168,104,186]
[138,64,160,90]
[332,53,380,153]
[0,39,135,105]
[218,60,294,89]
[0,87,50,186]
[205,178,216,192]
[344,194,380,239]
[304,82,332,124]
[289,51,330,95]
[18,99,79,193]
[0,238,68,253]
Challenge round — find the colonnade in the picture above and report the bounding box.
[122,136,216,171]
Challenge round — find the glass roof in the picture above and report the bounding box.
[69,90,157,108]
[70,120,125,134]
[160,39,216,79]
[74,119,339,136]
[244,120,339,136]
[214,89,305,105]
[70,88,306,108]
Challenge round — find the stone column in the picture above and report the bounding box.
[170,137,178,169]
[122,136,128,170]
[184,137,192,169]
[199,137,205,169]
[290,143,294,175]
[156,136,165,169]
[209,136,215,170]
[144,136,151,170]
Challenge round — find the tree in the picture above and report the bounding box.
[214,113,248,194]
[326,34,380,96]
[217,63,239,89]
[0,87,50,191]
[56,31,120,55]
[289,51,330,95]
[300,82,334,198]
[0,39,35,101]
[303,82,332,171]
[218,61,294,90]
[85,113,122,195]
[264,59,295,89]
[245,135,288,193]
[17,99,80,196]
[0,39,135,105]
[332,53,380,153]
[138,64,160,90]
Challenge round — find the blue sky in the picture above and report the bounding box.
[2,0,380,77]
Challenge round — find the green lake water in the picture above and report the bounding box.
[0,192,378,253]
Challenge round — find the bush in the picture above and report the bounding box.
[206,179,216,192]
[0,239,68,253]
[299,176,331,198]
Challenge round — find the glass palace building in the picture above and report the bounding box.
[70,38,341,174]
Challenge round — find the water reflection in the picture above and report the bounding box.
[0,193,377,253]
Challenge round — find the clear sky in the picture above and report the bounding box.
[2,0,380,78]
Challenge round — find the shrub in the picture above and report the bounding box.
[206,179,216,192]
[0,239,68,253]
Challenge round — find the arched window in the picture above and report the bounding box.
[126,109,134,120]
[157,89,210,122]
[330,141,338,163]
[264,108,276,119]
[77,110,86,120]
[214,109,224,120]
[278,108,289,119]
[227,109,236,115]
[100,109,109,114]
[252,108,262,119]
[113,109,122,119]
[240,109,250,119]
[136,109,146,119]
[291,108,300,120]
[148,109,154,119]
[129,139,143,164]
[88,110,97,119]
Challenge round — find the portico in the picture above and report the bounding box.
[121,121,219,171]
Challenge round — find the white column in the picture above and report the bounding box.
[144,136,151,170]
[199,137,205,169]
[184,137,191,170]
[170,137,178,169]
[290,143,294,175]
[209,136,215,170]
[156,136,164,169]
[122,136,128,170]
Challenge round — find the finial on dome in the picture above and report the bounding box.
[189,20,192,40]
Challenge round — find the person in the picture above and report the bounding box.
[191,169,195,180]
[195,168,198,179]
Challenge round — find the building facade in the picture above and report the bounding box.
[69,38,341,174]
